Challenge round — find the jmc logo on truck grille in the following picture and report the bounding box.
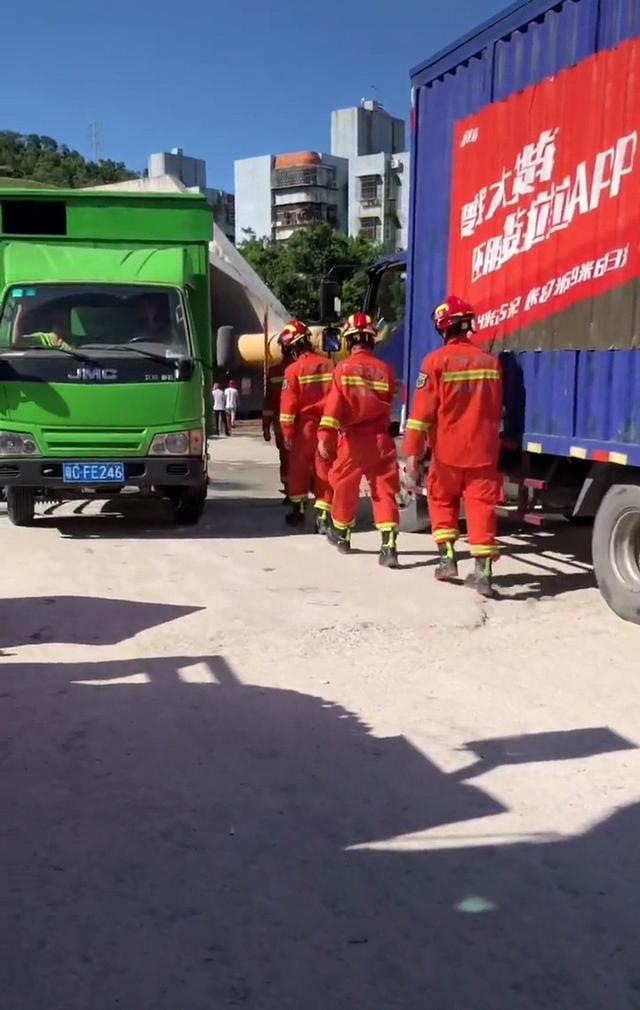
[67,367,118,382]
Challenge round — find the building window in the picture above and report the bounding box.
[359,175,381,207]
[359,218,381,242]
[272,166,336,190]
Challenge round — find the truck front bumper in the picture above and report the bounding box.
[0,456,207,488]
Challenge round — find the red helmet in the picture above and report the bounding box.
[277,319,310,351]
[341,311,377,341]
[432,295,476,335]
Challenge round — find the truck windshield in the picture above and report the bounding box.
[0,284,190,355]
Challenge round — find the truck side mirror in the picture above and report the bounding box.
[322,326,342,354]
[319,279,341,323]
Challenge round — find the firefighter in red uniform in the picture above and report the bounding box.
[318,312,400,568]
[262,351,290,500]
[403,295,503,597]
[278,319,335,530]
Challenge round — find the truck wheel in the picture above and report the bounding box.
[6,487,36,526]
[592,482,640,624]
[167,484,207,526]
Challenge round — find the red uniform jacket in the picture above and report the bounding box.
[318,348,396,447]
[402,338,502,468]
[279,351,334,441]
[262,361,286,436]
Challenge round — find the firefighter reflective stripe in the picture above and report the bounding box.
[470,543,500,557]
[332,518,354,531]
[320,415,341,430]
[376,522,399,531]
[432,527,459,543]
[406,418,430,433]
[314,499,331,512]
[340,375,390,392]
[279,412,296,424]
[298,373,333,385]
[441,369,501,383]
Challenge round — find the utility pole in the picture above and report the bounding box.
[90,121,102,162]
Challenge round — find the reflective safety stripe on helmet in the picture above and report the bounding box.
[278,319,310,349]
[341,311,377,338]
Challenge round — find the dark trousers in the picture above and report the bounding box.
[214,410,230,436]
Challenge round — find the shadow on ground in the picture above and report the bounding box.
[1,642,638,1009]
[0,596,201,650]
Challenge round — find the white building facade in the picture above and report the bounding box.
[147,148,235,243]
[234,102,410,248]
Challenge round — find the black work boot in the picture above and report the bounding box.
[435,541,458,582]
[315,508,331,535]
[327,523,352,554]
[285,501,306,527]
[465,557,495,598]
[379,528,399,569]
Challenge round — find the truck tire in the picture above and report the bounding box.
[216,325,235,370]
[167,483,208,526]
[592,482,640,624]
[6,487,36,526]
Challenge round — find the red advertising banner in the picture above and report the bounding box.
[448,37,640,339]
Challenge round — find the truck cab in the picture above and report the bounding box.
[0,189,212,525]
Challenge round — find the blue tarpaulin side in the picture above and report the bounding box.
[406,0,640,456]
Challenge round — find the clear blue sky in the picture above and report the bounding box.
[7,0,507,192]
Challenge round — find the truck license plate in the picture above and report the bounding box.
[63,462,125,483]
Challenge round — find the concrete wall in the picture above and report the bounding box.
[148,149,206,190]
[331,103,405,161]
[234,155,273,242]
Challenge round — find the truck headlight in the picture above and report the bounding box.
[0,430,40,456]
[148,428,204,456]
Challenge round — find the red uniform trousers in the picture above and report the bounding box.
[427,459,500,558]
[330,431,399,531]
[287,418,333,511]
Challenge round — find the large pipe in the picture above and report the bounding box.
[234,323,397,368]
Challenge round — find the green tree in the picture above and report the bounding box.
[239,223,385,321]
[0,131,137,188]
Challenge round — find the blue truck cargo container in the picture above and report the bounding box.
[357,0,640,622]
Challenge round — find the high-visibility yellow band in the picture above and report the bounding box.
[279,413,296,423]
[433,528,459,542]
[320,416,341,430]
[376,522,399,532]
[288,496,307,504]
[470,544,500,557]
[314,500,331,511]
[406,418,430,432]
[442,369,501,382]
[332,519,354,530]
[340,375,389,391]
[299,373,333,384]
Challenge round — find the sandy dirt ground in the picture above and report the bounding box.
[2,427,640,1010]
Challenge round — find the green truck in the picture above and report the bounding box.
[0,188,213,526]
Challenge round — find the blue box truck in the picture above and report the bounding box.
[356,0,640,624]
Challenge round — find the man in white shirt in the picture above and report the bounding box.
[212,382,229,436]
[224,380,239,429]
